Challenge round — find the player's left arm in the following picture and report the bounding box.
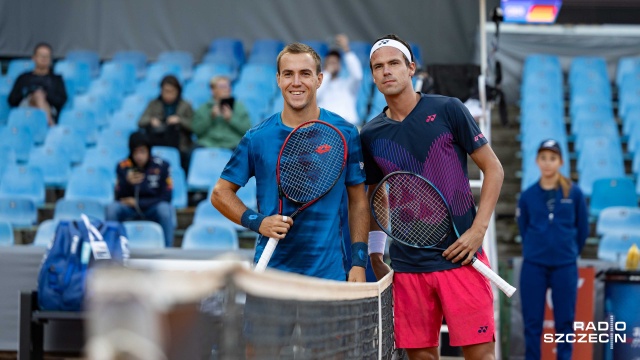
[347,182,369,282]
[443,144,504,265]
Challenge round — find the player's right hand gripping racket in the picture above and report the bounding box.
[370,171,517,297]
[254,120,347,272]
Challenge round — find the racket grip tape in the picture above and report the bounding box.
[471,258,517,297]
[254,216,288,272]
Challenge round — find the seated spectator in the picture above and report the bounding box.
[317,34,362,125]
[192,76,251,150]
[106,132,174,247]
[8,42,67,125]
[138,75,193,172]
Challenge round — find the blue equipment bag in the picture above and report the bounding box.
[37,214,129,311]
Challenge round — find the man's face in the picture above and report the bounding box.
[324,54,341,77]
[276,52,323,111]
[33,46,52,71]
[132,146,150,168]
[370,47,415,97]
[211,79,231,101]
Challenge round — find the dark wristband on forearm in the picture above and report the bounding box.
[351,242,368,268]
[240,209,266,233]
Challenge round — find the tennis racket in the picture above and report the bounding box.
[370,171,516,297]
[254,120,348,272]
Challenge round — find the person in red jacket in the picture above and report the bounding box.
[106,132,174,247]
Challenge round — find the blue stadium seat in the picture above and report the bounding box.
[569,56,609,86]
[409,42,422,67]
[81,146,121,182]
[152,146,181,171]
[596,206,640,237]
[0,145,16,177]
[28,146,72,188]
[87,78,125,114]
[574,121,619,154]
[182,80,210,110]
[32,219,58,246]
[54,199,105,221]
[628,126,640,155]
[208,38,245,67]
[301,40,329,59]
[54,60,92,94]
[182,222,238,250]
[134,79,161,100]
[58,108,98,145]
[7,107,48,145]
[524,54,561,73]
[248,39,285,64]
[0,165,45,206]
[44,125,86,164]
[0,76,13,94]
[193,200,236,228]
[72,93,110,129]
[6,59,35,80]
[100,61,137,94]
[107,110,140,132]
[620,92,640,122]
[576,136,623,173]
[589,178,638,218]
[192,63,237,83]
[0,221,14,246]
[597,233,640,265]
[145,62,182,86]
[65,166,114,206]
[113,50,148,79]
[65,50,100,78]
[96,127,132,159]
[123,221,165,249]
[235,95,270,126]
[571,110,615,136]
[187,148,233,191]
[0,93,9,126]
[157,51,194,80]
[578,157,625,197]
[633,148,640,176]
[170,167,187,209]
[269,95,284,117]
[0,126,33,163]
[569,97,613,120]
[0,198,37,228]
[616,57,640,87]
[120,94,149,119]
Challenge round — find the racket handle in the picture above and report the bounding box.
[471,258,517,298]
[254,237,278,272]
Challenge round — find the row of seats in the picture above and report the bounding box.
[595,206,640,265]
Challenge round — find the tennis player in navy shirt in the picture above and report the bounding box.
[211,42,369,282]
[361,34,504,359]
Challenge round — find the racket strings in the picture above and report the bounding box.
[279,124,345,203]
[373,173,451,247]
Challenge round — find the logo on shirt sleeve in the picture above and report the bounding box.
[474,133,485,142]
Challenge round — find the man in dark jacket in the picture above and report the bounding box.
[106,132,175,247]
[8,42,67,125]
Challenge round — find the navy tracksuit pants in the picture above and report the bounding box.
[520,260,578,360]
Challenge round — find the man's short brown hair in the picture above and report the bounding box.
[276,43,322,75]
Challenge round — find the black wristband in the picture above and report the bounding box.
[240,209,266,233]
[351,242,368,268]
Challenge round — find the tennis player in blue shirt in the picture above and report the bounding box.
[211,42,369,282]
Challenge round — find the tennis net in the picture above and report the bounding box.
[86,262,401,360]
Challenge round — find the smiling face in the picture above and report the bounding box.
[370,46,415,97]
[276,52,323,112]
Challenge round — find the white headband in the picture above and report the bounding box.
[369,39,412,62]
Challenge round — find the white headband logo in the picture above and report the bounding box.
[369,39,412,62]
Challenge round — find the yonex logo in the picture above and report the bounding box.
[378,40,390,46]
[316,144,331,154]
[478,326,488,333]
[425,114,437,122]
[474,134,485,142]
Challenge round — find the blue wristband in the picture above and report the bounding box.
[240,209,266,233]
[351,242,368,268]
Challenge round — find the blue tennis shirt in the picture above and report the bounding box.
[221,109,366,280]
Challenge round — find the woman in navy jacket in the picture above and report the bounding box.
[517,139,589,360]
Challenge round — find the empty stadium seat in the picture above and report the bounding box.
[0,145,16,176]
[597,233,640,265]
[0,165,45,206]
[54,60,92,94]
[134,79,161,100]
[54,199,105,221]
[157,51,193,80]
[65,50,100,78]
[170,167,187,209]
[578,157,625,197]
[152,146,181,171]
[108,109,140,131]
[0,221,14,246]
[72,93,110,129]
[82,146,123,178]
[187,148,233,191]
[6,59,35,79]
[0,198,37,227]
[8,107,48,145]
[28,146,72,188]
[300,40,329,58]
[207,38,245,68]
[87,77,125,113]
[65,166,114,206]
[589,178,638,218]
[145,62,182,85]
[113,50,148,79]
[32,219,58,246]
[58,108,98,145]
[44,125,86,164]
[192,63,237,83]
[100,61,137,94]
[123,221,165,249]
[96,127,132,159]
[0,93,9,126]
[616,56,640,87]
[0,126,33,163]
[182,222,238,250]
[569,56,608,86]
[193,200,236,228]
[576,136,623,173]
[182,80,210,109]
[596,206,640,237]
[248,39,285,64]
[121,94,150,117]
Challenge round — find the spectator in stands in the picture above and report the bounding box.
[106,132,175,247]
[8,42,67,125]
[138,75,193,172]
[317,34,363,125]
[192,76,251,149]
[517,139,588,360]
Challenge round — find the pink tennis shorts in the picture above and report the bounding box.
[393,251,495,348]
